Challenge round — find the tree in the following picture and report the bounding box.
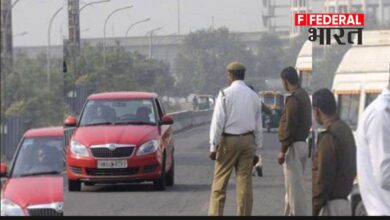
[4,51,66,127]
[175,27,257,96]
[312,44,351,91]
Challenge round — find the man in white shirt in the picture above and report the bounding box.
[208,61,263,216]
[356,79,390,216]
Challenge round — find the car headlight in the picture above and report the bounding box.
[1,199,25,216]
[70,141,89,157]
[137,140,159,156]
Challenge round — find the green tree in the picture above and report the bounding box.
[175,27,257,96]
[312,44,351,91]
[4,51,66,127]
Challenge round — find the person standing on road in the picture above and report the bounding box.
[192,96,199,111]
[311,89,356,216]
[208,61,263,216]
[278,66,311,216]
[356,77,390,216]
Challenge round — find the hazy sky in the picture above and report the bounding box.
[12,0,271,47]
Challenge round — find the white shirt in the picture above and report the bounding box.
[209,80,263,152]
[356,87,390,216]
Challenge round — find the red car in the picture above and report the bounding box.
[0,127,64,216]
[64,92,175,191]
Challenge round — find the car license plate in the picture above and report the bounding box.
[97,160,127,169]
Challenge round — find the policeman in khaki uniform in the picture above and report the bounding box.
[208,61,263,216]
[312,89,356,216]
[277,67,312,216]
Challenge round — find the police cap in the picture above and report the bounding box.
[226,61,246,72]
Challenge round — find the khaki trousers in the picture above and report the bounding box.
[283,141,309,216]
[319,199,351,216]
[208,134,256,216]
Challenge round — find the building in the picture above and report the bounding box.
[289,0,325,38]
[324,0,390,26]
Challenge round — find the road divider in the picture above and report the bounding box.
[169,110,213,133]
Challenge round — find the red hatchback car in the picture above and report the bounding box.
[0,127,64,216]
[65,92,175,191]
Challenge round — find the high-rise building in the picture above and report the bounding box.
[324,0,390,27]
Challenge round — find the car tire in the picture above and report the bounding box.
[153,155,166,191]
[353,200,367,216]
[68,179,81,191]
[166,155,174,186]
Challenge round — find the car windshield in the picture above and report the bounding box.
[12,137,64,177]
[79,99,157,126]
[263,96,274,106]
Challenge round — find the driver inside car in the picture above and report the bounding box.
[136,106,152,123]
[27,146,58,174]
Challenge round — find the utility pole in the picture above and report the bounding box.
[177,0,181,35]
[1,0,13,110]
[68,0,80,80]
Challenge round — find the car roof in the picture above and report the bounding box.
[24,127,63,138]
[88,92,158,100]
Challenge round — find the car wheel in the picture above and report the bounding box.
[153,154,166,191]
[68,179,81,191]
[353,200,367,216]
[166,155,174,186]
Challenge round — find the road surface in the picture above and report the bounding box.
[64,124,312,216]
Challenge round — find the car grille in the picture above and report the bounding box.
[86,167,139,176]
[90,146,134,158]
[28,208,63,216]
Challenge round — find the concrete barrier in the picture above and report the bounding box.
[169,109,213,133]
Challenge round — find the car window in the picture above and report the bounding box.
[338,94,360,130]
[11,137,64,177]
[79,99,157,126]
[365,93,380,108]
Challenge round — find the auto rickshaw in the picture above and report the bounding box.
[193,95,214,111]
[258,91,285,132]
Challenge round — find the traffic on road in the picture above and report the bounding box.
[1,0,390,217]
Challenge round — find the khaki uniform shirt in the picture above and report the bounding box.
[312,117,357,216]
[278,87,312,153]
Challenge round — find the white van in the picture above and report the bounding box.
[332,30,390,131]
[331,30,390,216]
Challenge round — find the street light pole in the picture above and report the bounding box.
[125,18,150,39]
[47,6,63,90]
[146,27,162,59]
[79,0,110,12]
[177,0,181,35]
[103,5,133,68]
[125,18,150,48]
[13,31,28,38]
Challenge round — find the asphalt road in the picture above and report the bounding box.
[64,124,312,216]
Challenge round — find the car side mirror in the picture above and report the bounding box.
[0,163,8,177]
[64,116,77,127]
[161,115,174,125]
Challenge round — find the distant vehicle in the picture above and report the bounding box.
[258,91,285,132]
[0,127,64,216]
[193,95,213,111]
[64,92,175,191]
[331,30,390,216]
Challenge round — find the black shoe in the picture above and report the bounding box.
[256,166,263,177]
